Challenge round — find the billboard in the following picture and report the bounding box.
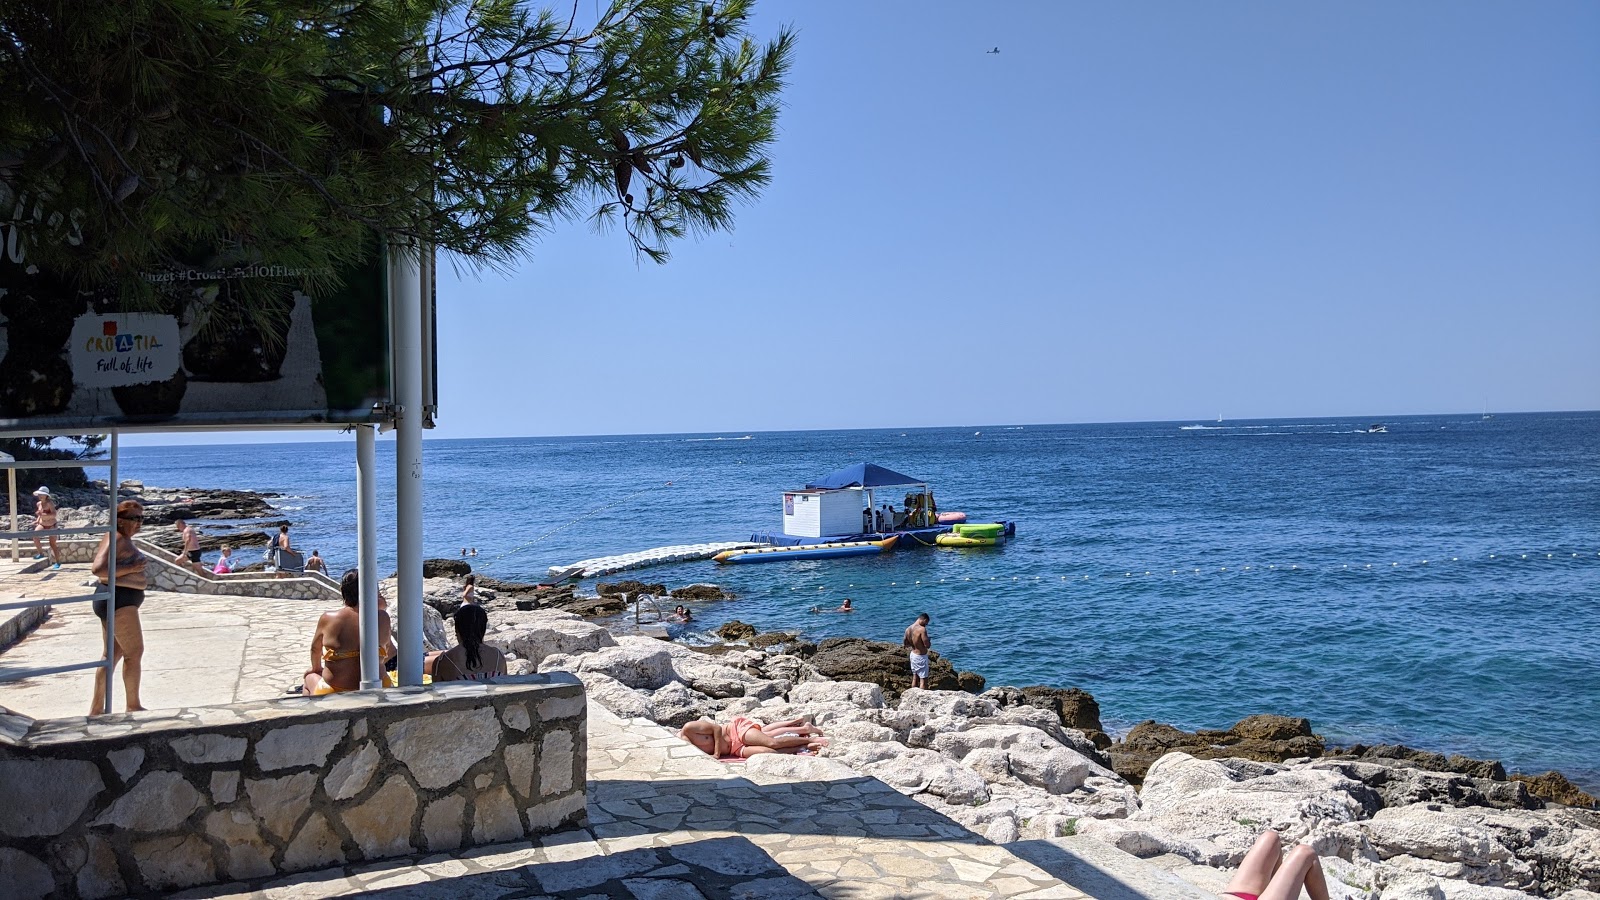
[0,235,399,431]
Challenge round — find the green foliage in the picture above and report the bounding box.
[0,0,792,288]
[1056,818,1078,837]
[0,435,105,492]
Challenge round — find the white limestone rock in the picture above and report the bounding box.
[897,688,999,720]
[933,724,1109,793]
[1134,753,1371,863]
[1380,874,1447,900]
[489,613,617,667]
[1350,803,1600,894]
[649,681,718,728]
[789,679,884,710]
[576,671,656,720]
[571,645,675,690]
[849,745,990,806]
[742,753,859,784]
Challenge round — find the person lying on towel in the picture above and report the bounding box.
[678,716,828,758]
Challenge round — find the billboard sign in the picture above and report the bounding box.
[0,233,398,431]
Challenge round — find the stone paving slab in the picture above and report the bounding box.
[0,561,326,718]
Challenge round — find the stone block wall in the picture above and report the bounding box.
[0,674,588,899]
[45,538,340,602]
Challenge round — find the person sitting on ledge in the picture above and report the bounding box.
[425,604,505,683]
[303,570,395,695]
[1222,830,1330,900]
[679,716,828,758]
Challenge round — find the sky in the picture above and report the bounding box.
[144,0,1600,444]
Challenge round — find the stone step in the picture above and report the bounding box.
[1005,833,1226,900]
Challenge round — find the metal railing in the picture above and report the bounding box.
[1,433,121,712]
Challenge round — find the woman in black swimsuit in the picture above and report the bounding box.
[90,500,149,715]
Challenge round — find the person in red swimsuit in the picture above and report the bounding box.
[1222,830,1330,900]
[678,716,828,758]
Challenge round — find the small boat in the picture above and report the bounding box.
[1367,423,1387,434]
[714,536,899,564]
[936,532,1001,548]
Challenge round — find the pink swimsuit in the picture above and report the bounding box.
[724,716,757,756]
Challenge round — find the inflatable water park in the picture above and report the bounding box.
[549,462,1016,576]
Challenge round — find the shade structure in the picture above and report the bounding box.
[805,463,925,490]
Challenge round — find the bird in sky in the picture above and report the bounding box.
[986,47,1000,54]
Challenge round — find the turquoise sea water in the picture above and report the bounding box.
[121,412,1600,789]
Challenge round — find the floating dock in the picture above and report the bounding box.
[548,542,763,579]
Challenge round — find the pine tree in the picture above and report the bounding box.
[0,0,793,291]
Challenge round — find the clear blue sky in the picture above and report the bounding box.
[151,1,1600,444]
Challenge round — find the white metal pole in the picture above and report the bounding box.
[356,425,382,690]
[103,431,118,714]
[7,464,16,562]
[392,243,425,687]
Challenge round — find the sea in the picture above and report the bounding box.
[118,411,1600,790]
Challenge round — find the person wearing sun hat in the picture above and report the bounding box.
[31,486,60,569]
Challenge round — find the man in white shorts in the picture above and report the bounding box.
[903,612,931,689]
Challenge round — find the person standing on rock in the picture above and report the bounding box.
[904,612,932,689]
[173,519,201,570]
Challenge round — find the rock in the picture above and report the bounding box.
[422,558,472,578]
[1381,874,1447,900]
[933,725,1105,794]
[563,596,629,618]
[0,848,54,900]
[91,771,204,831]
[1110,717,1326,785]
[670,583,729,601]
[1332,744,1507,783]
[490,614,617,668]
[385,590,450,651]
[789,680,884,710]
[716,620,758,641]
[650,681,717,728]
[254,720,347,772]
[1511,771,1597,809]
[341,778,418,858]
[897,688,998,720]
[0,759,104,838]
[1134,753,1373,863]
[808,637,971,699]
[596,580,665,598]
[1309,759,1536,814]
[577,671,656,720]
[743,753,859,783]
[1351,804,1600,895]
[573,645,674,690]
[385,706,501,790]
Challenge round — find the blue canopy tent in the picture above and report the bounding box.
[806,463,926,490]
[804,463,933,534]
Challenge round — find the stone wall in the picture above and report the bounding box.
[0,603,48,654]
[47,538,340,602]
[0,675,588,899]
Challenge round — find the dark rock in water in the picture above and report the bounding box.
[1511,771,1598,809]
[515,599,539,612]
[1330,743,1507,782]
[476,575,548,595]
[1109,716,1327,785]
[670,583,729,601]
[423,558,472,578]
[565,596,628,618]
[1313,758,1538,813]
[957,670,987,694]
[597,580,665,598]
[717,621,758,641]
[808,636,972,700]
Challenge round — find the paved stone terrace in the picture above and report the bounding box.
[2,560,1210,899]
[0,559,319,718]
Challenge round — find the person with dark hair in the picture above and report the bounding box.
[428,604,505,683]
[903,612,931,689]
[1222,830,1330,900]
[461,573,479,606]
[302,569,395,695]
[89,500,148,714]
[304,549,326,574]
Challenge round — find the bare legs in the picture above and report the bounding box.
[89,607,146,715]
[1224,831,1330,900]
[738,718,829,757]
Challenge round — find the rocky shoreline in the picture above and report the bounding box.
[392,568,1598,900]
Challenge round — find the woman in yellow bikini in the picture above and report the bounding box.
[303,570,396,695]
